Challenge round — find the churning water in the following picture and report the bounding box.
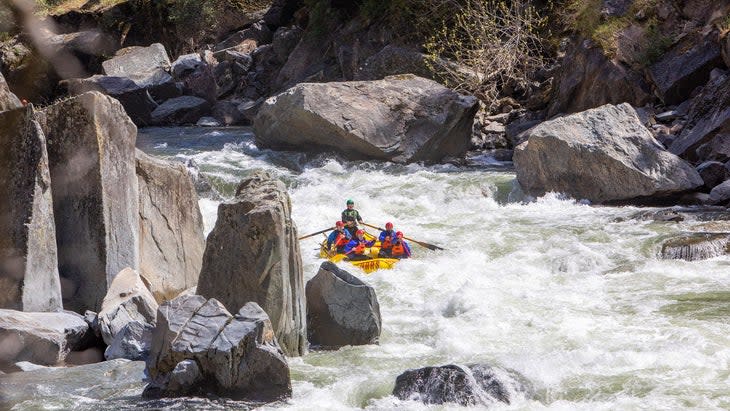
[104,127,730,409]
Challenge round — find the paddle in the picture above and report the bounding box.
[298,227,335,240]
[362,222,445,251]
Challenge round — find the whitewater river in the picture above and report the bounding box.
[134,127,730,410]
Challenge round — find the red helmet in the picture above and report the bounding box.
[396,231,403,237]
[356,229,365,236]
[385,222,393,229]
[335,221,344,227]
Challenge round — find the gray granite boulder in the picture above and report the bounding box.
[393,364,532,406]
[514,103,703,203]
[150,96,211,125]
[306,262,381,348]
[710,180,730,205]
[660,233,730,261]
[0,106,62,312]
[254,74,479,163]
[136,150,204,303]
[98,268,158,346]
[197,171,306,357]
[0,72,21,112]
[0,310,91,367]
[40,92,139,313]
[104,320,154,361]
[144,295,291,401]
[102,43,171,76]
[171,53,204,78]
[696,161,729,189]
[63,75,158,125]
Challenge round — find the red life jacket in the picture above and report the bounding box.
[392,242,406,256]
[354,242,366,254]
[381,238,393,250]
[335,233,349,248]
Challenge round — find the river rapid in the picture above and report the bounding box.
[135,127,730,411]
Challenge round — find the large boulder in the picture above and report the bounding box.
[660,233,730,261]
[136,150,204,303]
[648,34,724,105]
[144,295,291,401]
[548,38,651,117]
[98,268,158,346]
[197,171,306,356]
[254,75,478,163]
[104,321,154,361]
[0,107,62,312]
[393,364,531,407]
[306,262,381,348]
[514,103,703,203]
[0,310,92,367]
[150,96,211,126]
[39,92,139,313]
[668,73,730,162]
[0,72,21,111]
[63,75,157,125]
[102,43,171,77]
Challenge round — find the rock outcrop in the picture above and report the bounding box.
[393,364,531,407]
[306,262,381,348]
[144,295,291,401]
[150,96,211,125]
[668,73,730,162]
[514,103,703,203]
[0,310,92,367]
[548,38,651,117]
[254,75,479,163]
[136,150,205,303]
[0,72,21,111]
[0,106,62,312]
[197,171,305,356]
[98,268,158,346]
[40,91,139,313]
[104,321,154,361]
[660,233,730,261]
[648,34,724,105]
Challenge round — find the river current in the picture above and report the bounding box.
[133,127,730,410]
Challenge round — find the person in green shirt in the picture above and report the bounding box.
[341,199,363,237]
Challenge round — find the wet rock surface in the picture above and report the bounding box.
[98,268,157,347]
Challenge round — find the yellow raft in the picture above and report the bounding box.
[319,231,400,274]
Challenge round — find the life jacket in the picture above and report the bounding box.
[380,230,395,249]
[354,241,366,254]
[335,233,349,248]
[392,242,406,256]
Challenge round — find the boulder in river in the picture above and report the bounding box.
[40,91,139,313]
[0,106,62,312]
[393,364,532,406]
[660,233,730,261]
[306,261,381,348]
[136,150,204,302]
[254,74,479,163]
[144,295,291,401]
[98,267,158,346]
[0,309,93,368]
[514,103,703,204]
[150,95,211,126]
[104,320,154,361]
[197,171,306,357]
[63,75,159,125]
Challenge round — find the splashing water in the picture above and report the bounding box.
[36,127,729,411]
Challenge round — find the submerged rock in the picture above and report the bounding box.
[660,233,730,261]
[40,91,139,313]
[514,103,703,203]
[137,150,204,303]
[393,364,532,407]
[306,262,381,348]
[0,106,62,312]
[197,171,306,356]
[144,295,291,401]
[254,74,478,163]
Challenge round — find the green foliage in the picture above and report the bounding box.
[303,0,339,38]
[637,19,672,66]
